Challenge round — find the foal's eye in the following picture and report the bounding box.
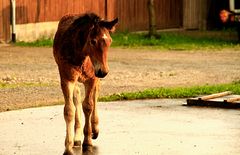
[90,39,97,46]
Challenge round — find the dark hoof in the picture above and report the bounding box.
[74,140,81,147]
[92,132,99,139]
[63,149,73,155]
[82,143,93,153]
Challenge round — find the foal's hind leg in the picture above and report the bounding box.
[73,84,82,146]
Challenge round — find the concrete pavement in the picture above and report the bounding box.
[0,99,240,155]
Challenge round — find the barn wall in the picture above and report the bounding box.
[14,0,183,31]
[1,0,183,42]
[183,0,209,30]
[114,0,183,31]
[15,21,58,42]
[0,0,10,43]
[183,0,199,29]
[15,0,106,24]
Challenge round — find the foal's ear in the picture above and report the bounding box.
[100,18,118,32]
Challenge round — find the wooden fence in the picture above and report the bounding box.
[114,0,183,31]
[0,0,10,42]
[15,0,107,24]
[0,0,183,42]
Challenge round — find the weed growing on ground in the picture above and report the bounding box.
[99,81,240,101]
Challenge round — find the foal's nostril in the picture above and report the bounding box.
[95,69,108,78]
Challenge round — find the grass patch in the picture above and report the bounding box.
[99,81,240,102]
[111,32,239,50]
[15,31,240,50]
[16,39,53,47]
[0,82,54,89]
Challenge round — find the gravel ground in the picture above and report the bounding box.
[0,45,240,111]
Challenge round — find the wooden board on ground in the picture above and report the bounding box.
[186,91,240,108]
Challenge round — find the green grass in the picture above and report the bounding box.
[99,81,240,102]
[1,81,239,103]
[111,32,239,50]
[16,39,53,47]
[0,82,54,89]
[15,31,240,50]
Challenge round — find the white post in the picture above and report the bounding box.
[11,0,16,42]
[230,0,240,13]
[229,0,235,12]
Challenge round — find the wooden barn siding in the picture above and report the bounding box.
[15,0,106,24]
[114,0,183,31]
[0,0,10,42]
[183,0,208,30]
[15,0,182,31]
[156,0,183,29]
[183,0,200,29]
[0,0,183,42]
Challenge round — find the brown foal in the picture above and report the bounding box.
[53,13,118,154]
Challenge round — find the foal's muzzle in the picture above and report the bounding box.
[95,69,108,78]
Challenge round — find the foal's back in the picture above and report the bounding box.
[53,14,80,64]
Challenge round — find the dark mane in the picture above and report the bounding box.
[54,13,102,65]
[71,13,101,28]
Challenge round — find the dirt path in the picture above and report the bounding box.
[0,46,240,111]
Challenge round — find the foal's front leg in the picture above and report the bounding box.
[91,78,99,139]
[61,80,76,154]
[73,84,82,146]
[82,78,98,147]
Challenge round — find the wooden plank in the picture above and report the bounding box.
[106,0,117,20]
[187,94,240,109]
[183,0,199,29]
[224,97,240,103]
[198,91,232,100]
[187,98,240,108]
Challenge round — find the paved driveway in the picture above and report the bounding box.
[0,99,240,155]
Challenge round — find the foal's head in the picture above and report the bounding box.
[85,17,118,78]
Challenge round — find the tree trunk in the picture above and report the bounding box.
[148,0,157,37]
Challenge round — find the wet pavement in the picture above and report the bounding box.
[0,99,240,155]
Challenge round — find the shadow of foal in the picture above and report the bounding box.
[71,145,99,155]
[53,13,118,155]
